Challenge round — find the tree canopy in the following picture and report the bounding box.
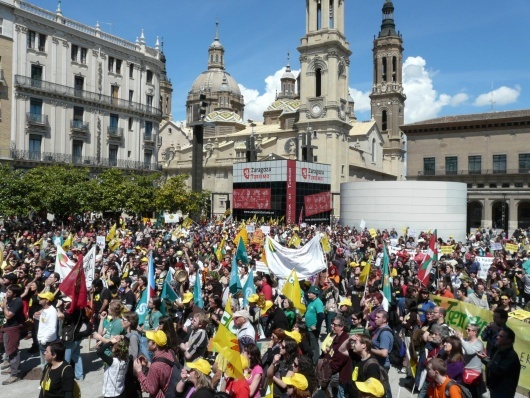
[0,165,210,219]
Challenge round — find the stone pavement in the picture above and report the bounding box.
[2,336,524,397]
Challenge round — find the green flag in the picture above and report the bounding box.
[160,271,178,315]
[235,236,249,264]
[382,243,392,303]
[135,288,148,325]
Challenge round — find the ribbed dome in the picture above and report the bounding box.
[209,39,224,50]
[281,70,295,80]
[190,69,241,97]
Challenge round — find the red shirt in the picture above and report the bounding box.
[261,280,273,301]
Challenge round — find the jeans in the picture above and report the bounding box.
[327,373,345,398]
[2,330,21,377]
[64,340,84,380]
[325,311,337,334]
[309,330,320,365]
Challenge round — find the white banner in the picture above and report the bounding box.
[264,235,327,279]
[54,245,76,281]
[476,256,495,280]
[96,236,106,251]
[164,213,180,223]
[490,242,502,251]
[83,246,96,289]
[261,226,271,235]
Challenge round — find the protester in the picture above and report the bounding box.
[38,341,75,398]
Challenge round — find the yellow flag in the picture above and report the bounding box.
[211,299,243,379]
[215,237,226,261]
[282,269,306,314]
[321,234,331,253]
[292,235,301,248]
[106,224,116,242]
[182,217,193,229]
[62,234,73,250]
[263,382,274,398]
[34,237,44,248]
[359,262,371,284]
[369,228,377,238]
[234,225,249,246]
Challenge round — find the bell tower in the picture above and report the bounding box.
[370,0,406,172]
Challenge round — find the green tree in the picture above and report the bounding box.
[84,168,129,215]
[23,165,91,219]
[0,165,29,217]
[154,175,190,212]
[124,171,161,215]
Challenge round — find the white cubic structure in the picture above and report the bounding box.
[340,181,467,241]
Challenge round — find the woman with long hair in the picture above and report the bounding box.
[442,335,465,383]
[158,315,180,359]
[266,336,298,398]
[96,337,130,398]
[293,322,313,359]
[282,297,296,330]
[93,300,124,348]
[243,343,263,398]
[296,355,318,396]
[262,328,286,368]
[176,358,214,398]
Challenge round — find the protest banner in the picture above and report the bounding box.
[96,236,106,251]
[430,294,530,391]
[440,245,454,254]
[476,256,494,281]
[506,242,519,252]
[490,242,502,251]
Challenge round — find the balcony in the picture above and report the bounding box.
[26,112,48,126]
[417,169,528,177]
[15,75,162,118]
[107,126,124,139]
[8,148,161,171]
[70,119,90,133]
[144,132,155,142]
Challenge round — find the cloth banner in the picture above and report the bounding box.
[264,235,326,279]
[164,213,180,223]
[506,243,519,252]
[476,256,494,281]
[440,246,454,254]
[430,294,530,391]
[54,245,96,289]
[83,246,96,289]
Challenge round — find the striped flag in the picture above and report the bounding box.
[382,243,392,303]
[147,251,156,300]
[418,230,437,287]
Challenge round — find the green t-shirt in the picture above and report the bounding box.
[305,298,324,329]
[143,310,162,331]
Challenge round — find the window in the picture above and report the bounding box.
[109,145,118,166]
[29,134,42,160]
[144,150,152,168]
[382,57,387,82]
[493,154,507,174]
[519,153,530,173]
[108,57,114,72]
[109,113,119,129]
[445,156,458,175]
[31,64,42,87]
[146,95,153,109]
[111,85,119,104]
[129,64,134,79]
[38,34,46,51]
[128,117,134,131]
[80,47,87,64]
[72,140,83,164]
[73,106,84,128]
[74,76,84,94]
[146,70,153,84]
[27,30,36,49]
[423,157,435,176]
[115,59,122,74]
[71,45,78,62]
[468,155,481,174]
[129,90,134,103]
[145,121,153,139]
[0,18,3,35]
[382,110,387,131]
[315,68,322,97]
[29,98,43,123]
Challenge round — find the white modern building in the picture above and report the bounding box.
[0,0,172,171]
[340,181,468,241]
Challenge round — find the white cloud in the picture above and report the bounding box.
[402,56,469,123]
[348,88,372,115]
[473,85,521,107]
[239,68,300,122]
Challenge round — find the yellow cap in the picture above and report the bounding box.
[38,292,55,302]
[338,298,352,307]
[186,358,211,376]
[182,292,194,304]
[284,330,302,343]
[145,330,167,347]
[355,378,385,398]
[248,294,259,303]
[282,373,308,391]
[261,300,273,316]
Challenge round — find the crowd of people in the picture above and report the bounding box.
[0,215,527,398]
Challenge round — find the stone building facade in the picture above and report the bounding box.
[0,0,171,172]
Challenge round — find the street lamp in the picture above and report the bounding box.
[502,193,506,231]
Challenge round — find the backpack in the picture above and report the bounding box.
[316,357,332,387]
[362,358,391,396]
[152,351,182,398]
[445,380,473,398]
[377,327,406,368]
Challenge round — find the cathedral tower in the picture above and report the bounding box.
[296,0,352,192]
[370,0,406,170]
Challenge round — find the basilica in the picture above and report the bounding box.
[158,0,406,217]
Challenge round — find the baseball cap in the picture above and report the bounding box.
[282,373,308,391]
[145,330,167,347]
[186,358,211,375]
[182,292,194,304]
[284,330,302,343]
[338,298,352,307]
[38,292,55,302]
[233,309,251,320]
[307,285,320,295]
[261,300,273,316]
[356,378,385,398]
[247,293,260,303]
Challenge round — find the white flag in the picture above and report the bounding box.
[54,245,76,281]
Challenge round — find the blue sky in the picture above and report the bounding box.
[30,0,530,124]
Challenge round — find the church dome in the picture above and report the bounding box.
[189,69,242,97]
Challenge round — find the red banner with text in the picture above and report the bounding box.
[286,160,297,224]
[233,188,272,210]
[304,191,332,217]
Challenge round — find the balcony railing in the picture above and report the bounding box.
[417,168,530,176]
[15,75,162,118]
[144,133,154,142]
[70,119,90,132]
[26,112,48,125]
[9,148,161,171]
[107,126,124,138]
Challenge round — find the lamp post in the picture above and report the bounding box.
[502,193,506,231]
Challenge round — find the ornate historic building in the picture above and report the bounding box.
[0,0,171,171]
[159,0,406,217]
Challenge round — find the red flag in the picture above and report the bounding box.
[418,230,438,287]
[59,254,88,314]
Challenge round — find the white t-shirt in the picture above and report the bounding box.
[102,358,128,397]
[37,305,58,345]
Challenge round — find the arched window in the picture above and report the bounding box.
[372,138,376,163]
[315,68,322,97]
[382,110,388,131]
[381,57,387,82]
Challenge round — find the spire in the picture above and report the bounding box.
[208,20,225,70]
[286,52,291,72]
[279,52,296,100]
[379,0,398,37]
[215,19,219,42]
